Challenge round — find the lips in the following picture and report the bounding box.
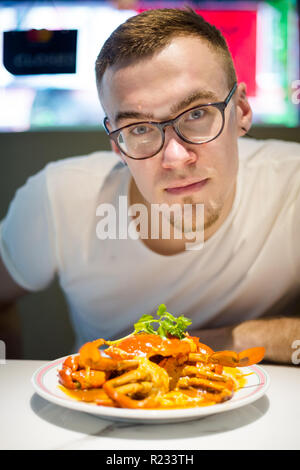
[165,178,209,195]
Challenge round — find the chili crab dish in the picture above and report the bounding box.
[58,306,265,410]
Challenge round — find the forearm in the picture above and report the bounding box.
[192,316,300,365]
[233,316,300,364]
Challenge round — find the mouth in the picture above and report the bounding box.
[164,178,209,195]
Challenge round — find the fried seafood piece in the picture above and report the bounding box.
[188,347,266,368]
[105,334,265,369]
[58,365,109,390]
[157,356,235,404]
[105,334,194,360]
[103,357,170,409]
[157,355,188,390]
[58,355,110,390]
[176,374,234,403]
[76,333,265,368]
[58,351,138,391]
[78,338,140,372]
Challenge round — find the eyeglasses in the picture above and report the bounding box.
[103,83,237,160]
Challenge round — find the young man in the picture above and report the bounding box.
[0,9,299,363]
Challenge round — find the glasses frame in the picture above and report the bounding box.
[103,82,237,160]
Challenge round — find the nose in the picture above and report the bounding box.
[161,127,198,169]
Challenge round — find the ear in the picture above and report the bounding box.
[110,141,128,166]
[105,118,127,164]
[110,140,121,156]
[235,82,253,136]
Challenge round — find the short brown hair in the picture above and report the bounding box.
[95,7,237,91]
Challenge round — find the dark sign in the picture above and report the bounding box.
[3,29,77,75]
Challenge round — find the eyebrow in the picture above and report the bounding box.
[114,88,220,126]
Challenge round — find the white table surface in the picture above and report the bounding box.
[0,360,299,450]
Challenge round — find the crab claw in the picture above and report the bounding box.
[236,347,266,367]
[208,347,265,368]
[78,338,121,371]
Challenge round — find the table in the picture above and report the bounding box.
[0,360,299,450]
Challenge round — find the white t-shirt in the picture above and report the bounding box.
[1,137,299,350]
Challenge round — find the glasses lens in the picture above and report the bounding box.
[117,123,162,159]
[177,105,223,143]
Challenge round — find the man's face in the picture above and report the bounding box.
[100,36,250,233]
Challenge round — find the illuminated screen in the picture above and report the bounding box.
[0,0,299,131]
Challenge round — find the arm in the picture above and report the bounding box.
[0,253,29,312]
[191,315,300,365]
[0,254,29,358]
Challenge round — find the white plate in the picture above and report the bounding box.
[31,356,270,424]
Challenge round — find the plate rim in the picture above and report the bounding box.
[31,355,270,422]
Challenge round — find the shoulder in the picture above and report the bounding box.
[45,150,121,179]
[238,137,300,186]
[237,137,300,210]
[42,150,123,195]
[238,137,300,167]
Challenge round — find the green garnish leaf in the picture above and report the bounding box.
[106,305,192,346]
[157,304,167,316]
[157,322,168,339]
[133,304,192,340]
[134,314,158,335]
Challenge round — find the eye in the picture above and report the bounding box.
[187,108,205,120]
[131,125,151,135]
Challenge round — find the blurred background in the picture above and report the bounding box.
[0,0,300,360]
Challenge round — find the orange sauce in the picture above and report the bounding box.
[59,385,114,406]
[223,366,247,389]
